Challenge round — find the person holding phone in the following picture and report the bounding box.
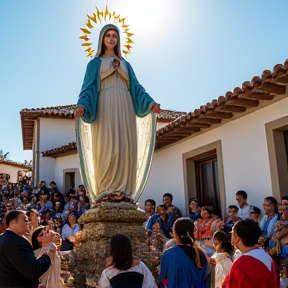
[0,210,54,288]
[32,226,63,288]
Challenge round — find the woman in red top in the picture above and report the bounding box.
[194,206,214,240]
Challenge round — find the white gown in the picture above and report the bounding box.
[91,58,137,195]
[34,247,64,288]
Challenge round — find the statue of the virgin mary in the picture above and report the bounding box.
[75,24,160,205]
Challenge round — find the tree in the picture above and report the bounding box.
[0,150,10,160]
[24,160,32,165]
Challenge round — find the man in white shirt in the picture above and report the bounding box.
[236,190,251,219]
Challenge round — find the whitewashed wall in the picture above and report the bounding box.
[54,154,81,194]
[39,118,76,151]
[38,118,76,185]
[140,97,288,216]
[0,164,28,183]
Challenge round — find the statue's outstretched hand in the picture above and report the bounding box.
[150,103,161,114]
[76,107,85,117]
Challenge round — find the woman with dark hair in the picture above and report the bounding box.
[98,234,156,288]
[160,218,209,288]
[260,196,278,250]
[32,226,63,288]
[75,24,160,205]
[60,212,80,251]
[194,206,214,240]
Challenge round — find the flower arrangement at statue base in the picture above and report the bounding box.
[95,192,134,204]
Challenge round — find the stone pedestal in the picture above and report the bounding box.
[68,202,156,287]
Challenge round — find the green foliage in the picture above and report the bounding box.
[0,150,9,160]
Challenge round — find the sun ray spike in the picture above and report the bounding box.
[124,44,132,50]
[81,42,92,46]
[104,5,109,20]
[85,47,92,52]
[86,19,94,29]
[95,7,102,22]
[126,38,134,44]
[88,50,94,57]
[87,14,96,23]
[113,11,120,20]
[80,28,91,34]
[119,17,126,24]
[80,35,89,41]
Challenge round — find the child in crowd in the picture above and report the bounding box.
[249,205,262,224]
[188,198,201,222]
[150,222,166,252]
[210,231,233,288]
[223,205,241,235]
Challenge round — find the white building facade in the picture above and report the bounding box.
[0,160,32,185]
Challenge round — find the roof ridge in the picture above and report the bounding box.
[0,159,32,169]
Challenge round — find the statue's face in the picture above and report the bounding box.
[103,29,118,50]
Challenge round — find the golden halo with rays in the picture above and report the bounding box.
[79,5,134,58]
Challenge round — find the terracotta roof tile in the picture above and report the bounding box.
[0,159,32,170]
[155,58,288,150]
[42,142,77,158]
[156,110,187,122]
[20,105,76,150]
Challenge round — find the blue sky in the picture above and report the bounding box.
[0,0,288,162]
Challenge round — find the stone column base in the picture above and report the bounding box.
[68,202,157,287]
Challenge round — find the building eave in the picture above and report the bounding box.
[155,60,288,151]
[0,159,32,170]
[20,105,76,150]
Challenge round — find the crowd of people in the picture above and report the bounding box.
[0,181,89,251]
[0,181,286,287]
[142,191,287,287]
